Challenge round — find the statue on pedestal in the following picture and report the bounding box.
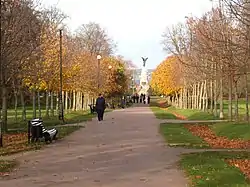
[139,57,149,96]
[141,57,148,67]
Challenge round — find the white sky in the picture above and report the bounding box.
[41,0,213,69]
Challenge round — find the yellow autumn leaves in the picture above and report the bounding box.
[150,56,183,95]
[22,32,128,96]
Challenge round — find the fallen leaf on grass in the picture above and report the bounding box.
[185,125,250,149]
[164,109,187,120]
[227,159,250,179]
[0,172,10,177]
[3,133,27,146]
[195,175,202,179]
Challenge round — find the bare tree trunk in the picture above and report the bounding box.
[80,92,83,110]
[76,91,79,111]
[20,89,26,121]
[179,88,183,109]
[214,79,218,117]
[14,90,18,122]
[62,90,64,111]
[191,85,195,109]
[65,91,68,114]
[228,75,233,121]
[69,91,72,112]
[202,81,207,111]
[32,89,36,119]
[45,91,50,118]
[197,83,200,110]
[183,87,187,109]
[210,80,213,113]
[72,91,75,111]
[37,90,41,118]
[50,91,54,117]
[205,80,208,112]
[176,92,179,108]
[199,82,204,110]
[187,88,191,109]
[1,85,7,132]
[234,80,239,122]
[245,72,249,122]
[194,83,197,109]
[219,74,224,119]
[56,92,59,114]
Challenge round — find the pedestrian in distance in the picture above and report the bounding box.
[148,95,151,104]
[95,93,106,122]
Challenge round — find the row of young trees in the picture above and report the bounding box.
[0,0,131,131]
[151,0,250,122]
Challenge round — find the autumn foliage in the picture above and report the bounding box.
[150,56,182,95]
[0,1,132,131]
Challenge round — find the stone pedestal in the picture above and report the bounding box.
[138,67,149,95]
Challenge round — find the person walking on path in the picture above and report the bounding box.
[148,95,151,104]
[95,94,106,121]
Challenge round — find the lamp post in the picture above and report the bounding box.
[97,55,102,90]
[58,29,64,121]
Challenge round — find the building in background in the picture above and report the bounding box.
[133,68,154,89]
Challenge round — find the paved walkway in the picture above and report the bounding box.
[0,106,188,187]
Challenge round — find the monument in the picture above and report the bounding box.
[138,57,150,95]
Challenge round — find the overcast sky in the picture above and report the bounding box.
[41,0,213,69]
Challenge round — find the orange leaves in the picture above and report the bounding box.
[185,125,250,149]
[227,159,250,179]
[100,56,128,96]
[150,56,183,95]
[0,133,40,156]
[3,133,27,147]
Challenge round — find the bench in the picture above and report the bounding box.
[28,119,58,144]
[88,104,96,114]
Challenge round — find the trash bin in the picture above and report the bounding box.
[29,119,43,142]
[28,119,58,144]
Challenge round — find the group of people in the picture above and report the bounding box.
[132,93,150,104]
[95,93,151,122]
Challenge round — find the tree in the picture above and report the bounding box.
[0,0,43,131]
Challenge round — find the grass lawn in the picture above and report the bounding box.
[0,125,83,156]
[57,125,82,139]
[180,151,250,187]
[7,110,95,131]
[160,123,209,148]
[0,160,17,175]
[151,107,177,119]
[211,122,250,141]
[167,107,219,120]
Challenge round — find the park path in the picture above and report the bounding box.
[0,105,188,187]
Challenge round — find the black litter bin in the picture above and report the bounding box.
[29,119,43,142]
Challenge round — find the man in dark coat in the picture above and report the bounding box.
[95,94,106,121]
[148,95,151,104]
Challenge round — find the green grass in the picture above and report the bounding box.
[160,123,209,148]
[0,126,83,156]
[151,107,177,119]
[0,160,17,173]
[150,97,219,120]
[211,122,250,140]
[167,107,219,120]
[150,98,177,119]
[180,151,250,187]
[57,125,83,139]
[7,110,95,131]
